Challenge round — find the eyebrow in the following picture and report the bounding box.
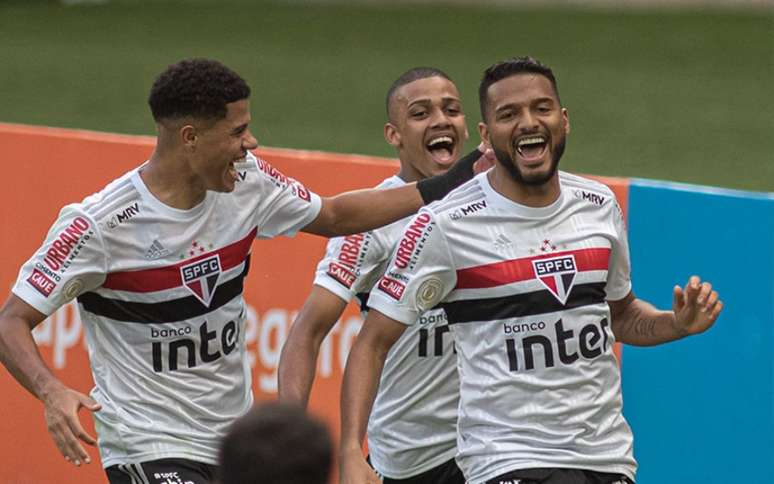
[407,96,461,108]
[231,123,249,134]
[495,97,557,111]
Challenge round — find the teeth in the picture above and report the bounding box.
[517,136,546,147]
[428,136,453,147]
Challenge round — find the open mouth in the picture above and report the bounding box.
[426,135,456,164]
[515,135,548,162]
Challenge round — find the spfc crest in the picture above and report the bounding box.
[180,255,222,306]
[532,254,577,304]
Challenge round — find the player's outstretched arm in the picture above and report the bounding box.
[278,286,348,406]
[303,147,484,237]
[0,295,101,466]
[339,309,407,484]
[609,276,722,346]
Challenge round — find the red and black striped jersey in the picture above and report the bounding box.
[368,171,636,484]
[13,152,321,468]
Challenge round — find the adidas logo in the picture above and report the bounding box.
[145,239,170,260]
[494,233,513,250]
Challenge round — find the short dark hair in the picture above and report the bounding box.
[386,67,452,120]
[148,58,251,122]
[478,56,559,119]
[218,402,332,484]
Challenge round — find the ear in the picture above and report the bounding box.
[477,121,491,149]
[180,124,198,150]
[384,122,401,148]
[561,107,570,135]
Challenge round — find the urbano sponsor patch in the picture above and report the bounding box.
[255,158,311,201]
[43,216,94,273]
[394,212,433,270]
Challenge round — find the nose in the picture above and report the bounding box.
[519,109,539,132]
[429,108,452,128]
[243,130,259,150]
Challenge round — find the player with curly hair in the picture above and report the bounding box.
[0,58,487,484]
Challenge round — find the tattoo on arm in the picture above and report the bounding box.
[631,319,657,338]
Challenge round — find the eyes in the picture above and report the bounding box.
[409,104,462,119]
[496,103,554,122]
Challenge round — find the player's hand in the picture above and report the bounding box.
[339,450,381,484]
[672,275,723,337]
[473,141,496,174]
[42,386,102,466]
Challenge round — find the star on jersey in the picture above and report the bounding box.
[179,240,216,260]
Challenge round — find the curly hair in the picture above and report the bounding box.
[148,58,251,122]
[479,56,559,119]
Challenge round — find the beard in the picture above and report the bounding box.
[493,135,566,186]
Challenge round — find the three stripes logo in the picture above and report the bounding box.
[145,239,169,260]
[532,254,577,304]
[180,255,222,306]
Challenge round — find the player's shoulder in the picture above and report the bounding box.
[237,152,312,198]
[374,175,405,190]
[425,174,488,218]
[76,168,142,226]
[560,171,618,206]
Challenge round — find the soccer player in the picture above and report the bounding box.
[279,67,488,483]
[339,57,723,484]
[218,402,332,484]
[0,58,484,484]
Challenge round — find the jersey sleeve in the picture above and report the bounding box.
[605,199,632,301]
[249,154,322,238]
[313,228,389,303]
[12,205,108,316]
[367,209,457,325]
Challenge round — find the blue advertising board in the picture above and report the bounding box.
[623,180,773,483]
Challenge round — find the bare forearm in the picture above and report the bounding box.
[314,185,423,237]
[277,327,324,406]
[611,299,685,346]
[340,340,388,453]
[0,316,64,401]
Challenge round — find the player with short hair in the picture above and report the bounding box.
[339,57,723,484]
[0,58,484,484]
[279,67,489,484]
[218,402,332,484]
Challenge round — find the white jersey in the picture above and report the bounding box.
[13,153,321,468]
[314,176,458,479]
[368,171,637,484]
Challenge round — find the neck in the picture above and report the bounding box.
[396,161,423,183]
[141,148,207,210]
[487,164,560,207]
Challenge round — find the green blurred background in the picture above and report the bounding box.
[1,0,772,191]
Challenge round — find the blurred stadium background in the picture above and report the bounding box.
[0,0,772,191]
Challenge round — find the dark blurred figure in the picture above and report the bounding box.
[219,402,333,484]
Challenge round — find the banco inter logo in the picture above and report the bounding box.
[180,255,222,306]
[532,254,577,304]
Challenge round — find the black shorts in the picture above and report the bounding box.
[105,458,217,484]
[369,457,465,484]
[485,467,634,484]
